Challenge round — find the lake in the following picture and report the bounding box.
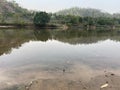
[0,29,120,90]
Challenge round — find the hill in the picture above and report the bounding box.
[56,7,119,18]
[0,0,33,24]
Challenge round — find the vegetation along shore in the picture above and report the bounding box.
[0,0,120,30]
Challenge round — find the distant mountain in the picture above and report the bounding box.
[56,7,117,18]
[0,0,33,23]
[1,0,120,24]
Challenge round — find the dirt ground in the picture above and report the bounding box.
[25,72,120,90]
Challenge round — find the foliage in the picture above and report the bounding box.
[96,17,115,25]
[1,0,120,27]
[56,7,112,18]
[56,7,120,19]
[0,0,33,24]
[50,14,120,26]
[33,12,50,26]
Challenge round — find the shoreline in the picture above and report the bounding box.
[3,71,120,90]
[24,72,120,90]
[0,24,119,30]
[0,24,58,29]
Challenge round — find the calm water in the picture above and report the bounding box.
[1,29,120,89]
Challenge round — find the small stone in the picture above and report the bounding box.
[100,83,109,89]
[106,81,108,83]
[105,75,108,77]
[83,87,87,89]
[63,69,65,72]
[111,73,115,76]
[25,86,29,90]
[35,81,38,83]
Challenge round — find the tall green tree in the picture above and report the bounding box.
[33,12,50,26]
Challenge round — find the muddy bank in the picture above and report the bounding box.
[0,24,59,29]
[24,72,120,90]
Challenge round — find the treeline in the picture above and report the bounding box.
[50,14,120,26]
[33,11,120,28]
[56,7,120,18]
[1,0,120,28]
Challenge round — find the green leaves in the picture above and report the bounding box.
[33,12,50,26]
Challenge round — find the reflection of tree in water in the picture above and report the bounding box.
[34,30,51,41]
[0,30,35,56]
[1,29,120,56]
[54,30,120,45]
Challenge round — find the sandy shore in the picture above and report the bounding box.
[1,63,120,90]
[24,72,120,90]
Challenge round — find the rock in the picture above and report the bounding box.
[111,73,115,76]
[100,83,109,89]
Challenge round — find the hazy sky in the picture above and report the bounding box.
[8,0,120,13]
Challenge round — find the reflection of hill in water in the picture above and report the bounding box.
[52,30,120,45]
[0,30,35,55]
[0,29,120,56]
[34,30,120,44]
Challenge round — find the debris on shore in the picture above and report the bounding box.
[25,72,120,90]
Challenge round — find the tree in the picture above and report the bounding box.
[97,17,114,25]
[33,12,50,26]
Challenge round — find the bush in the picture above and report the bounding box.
[33,12,50,26]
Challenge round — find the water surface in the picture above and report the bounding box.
[0,29,120,89]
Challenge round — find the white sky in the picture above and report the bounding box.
[8,0,120,13]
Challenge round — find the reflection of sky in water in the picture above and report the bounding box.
[1,30,120,90]
[0,39,120,69]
